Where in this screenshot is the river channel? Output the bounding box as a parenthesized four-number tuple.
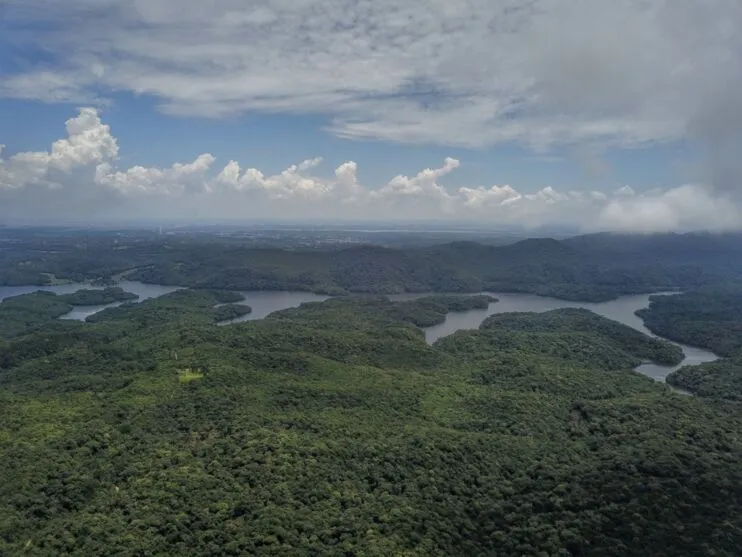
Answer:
(0, 283, 717, 385)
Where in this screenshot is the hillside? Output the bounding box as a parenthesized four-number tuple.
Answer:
(637, 285, 742, 399)
(5, 232, 742, 301)
(637, 286, 742, 357)
(668, 358, 742, 401)
(0, 291, 741, 555)
(479, 308, 683, 365)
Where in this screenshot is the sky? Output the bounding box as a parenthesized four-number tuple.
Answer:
(0, 0, 741, 232)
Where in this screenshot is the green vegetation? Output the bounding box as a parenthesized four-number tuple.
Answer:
(178, 367, 206, 383)
(435, 309, 683, 381)
(87, 290, 250, 327)
(0, 288, 137, 339)
(3, 232, 742, 554)
(62, 287, 139, 306)
(204, 290, 246, 304)
(637, 285, 742, 399)
(422, 294, 496, 312)
(5, 231, 742, 301)
(668, 357, 742, 401)
(0, 289, 741, 555)
(479, 308, 684, 366)
(212, 303, 252, 322)
(0, 292, 76, 338)
(637, 285, 742, 357)
(267, 294, 495, 330)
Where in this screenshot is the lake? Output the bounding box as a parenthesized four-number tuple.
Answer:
(0, 281, 183, 321)
(0, 281, 717, 385)
(60, 281, 184, 320)
(389, 291, 719, 384)
(218, 291, 329, 323)
(0, 281, 328, 323)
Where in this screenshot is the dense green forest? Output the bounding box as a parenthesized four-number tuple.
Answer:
(62, 287, 139, 306)
(637, 285, 742, 399)
(668, 358, 742, 401)
(86, 290, 250, 327)
(0, 287, 139, 339)
(3, 231, 742, 301)
(1, 282, 742, 555)
(637, 285, 742, 357)
(476, 308, 684, 366)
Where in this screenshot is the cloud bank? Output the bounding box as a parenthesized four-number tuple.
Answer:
(1, 109, 740, 232)
(1, 0, 740, 152)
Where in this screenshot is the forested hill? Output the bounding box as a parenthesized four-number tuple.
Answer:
(2, 231, 742, 301)
(1, 291, 742, 555)
(638, 285, 742, 400)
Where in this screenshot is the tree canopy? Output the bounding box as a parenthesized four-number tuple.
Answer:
(0, 289, 741, 555)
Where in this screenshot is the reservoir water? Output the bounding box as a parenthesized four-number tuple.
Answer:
(0, 282, 717, 384)
(60, 281, 183, 320)
(389, 291, 719, 384)
(0, 281, 183, 320)
(218, 291, 329, 324)
(0, 282, 327, 323)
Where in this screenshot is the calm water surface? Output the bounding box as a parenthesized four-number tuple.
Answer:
(0, 281, 717, 386)
(219, 291, 329, 324)
(59, 282, 184, 320)
(0, 282, 327, 323)
(389, 291, 718, 385)
(0, 281, 183, 320)
(0, 281, 181, 303)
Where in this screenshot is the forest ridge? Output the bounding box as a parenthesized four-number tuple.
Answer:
(3, 231, 742, 302)
(1, 230, 742, 554)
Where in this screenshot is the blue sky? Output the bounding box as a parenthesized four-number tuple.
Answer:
(1, 96, 696, 192)
(0, 1, 740, 231)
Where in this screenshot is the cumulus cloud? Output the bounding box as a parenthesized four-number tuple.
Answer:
(1, 0, 740, 156)
(95, 153, 216, 195)
(375, 158, 459, 198)
(1, 108, 740, 232)
(459, 185, 521, 208)
(0, 108, 118, 190)
(212, 157, 332, 199)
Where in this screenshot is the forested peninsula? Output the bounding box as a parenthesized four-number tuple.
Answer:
(1, 230, 742, 555)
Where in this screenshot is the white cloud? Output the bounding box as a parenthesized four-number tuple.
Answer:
(592, 184, 742, 233)
(1, 0, 740, 152)
(374, 157, 459, 198)
(1, 108, 740, 231)
(459, 185, 522, 208)
(213, 157, 331, 199)
(614, 185, 636, 197)
(95, 153, 216, 195)
(0, 108, 118, 190)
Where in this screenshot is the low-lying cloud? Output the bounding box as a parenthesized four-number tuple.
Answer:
(1, 109, 739, 232)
